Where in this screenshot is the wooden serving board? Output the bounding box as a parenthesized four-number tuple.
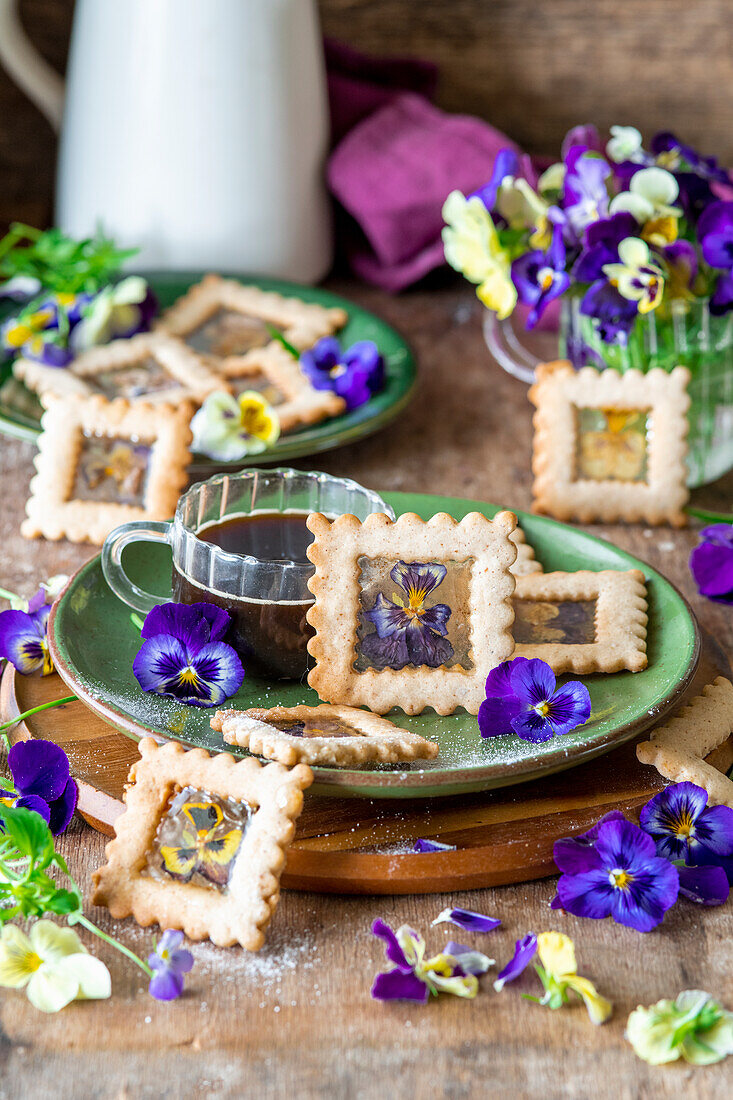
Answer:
(3, 634, 732, 895)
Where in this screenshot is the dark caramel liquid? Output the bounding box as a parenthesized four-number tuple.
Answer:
(171, 511, 314, 681)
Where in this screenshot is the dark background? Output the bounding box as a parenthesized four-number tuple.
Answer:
(1, 0, 733, 227)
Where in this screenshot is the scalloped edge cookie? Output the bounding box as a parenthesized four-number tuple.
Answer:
(92, 738, 313, 949)
(305, 509, 518, 716)
(529, 361, 690, 526)
(212, 703, 439, 767)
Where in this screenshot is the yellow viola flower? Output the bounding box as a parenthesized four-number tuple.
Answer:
(190, 390, 281, 462)
(441, 190, 517, 319)
(0, 921, 111, 1013)
(536, 931, 613, 1026)
(602, 237, 665, 313)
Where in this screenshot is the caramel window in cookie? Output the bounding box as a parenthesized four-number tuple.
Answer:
(92, 359, 184, 401)
(72, 433, 151, 506)
(575, 406, 651, 483)
(354, 557, 475, 673)
(513, 598, 597, 647)
(267, 717, 364, 739)
(227, 370, 286, 406)
(145, 786, 252, 892)
(184, 310, 276, 358)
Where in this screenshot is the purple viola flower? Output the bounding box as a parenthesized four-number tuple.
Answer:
(148, 930, 194, 1001)
(132, 602, 244, 708)
(554, 817, 679, 932)
(478, 657, 591, 744)
(360, 562, 454, 671)
(580, 279, 638, 344)
(493, 932, 538, 991)
(431, 907, 501, 934)
(639, 782, 733, 866)
(572, 213, 639, 282)
(0, 599, 53, 676)
(413, 838, 455, 853)
(4, 739, 78, 835)
(562, 148, 611, 237)
(471, 149, 520, 213)
(698, 201, 733, 270)
(689, 524, 733, 603)
(300, 337, 385, 411)
(552, 811, 628, 873)
(675, 172, 717, 223)
(651, 131, 731, 184)
(561, 124, 603, 160)
(511, 226, 570, 328)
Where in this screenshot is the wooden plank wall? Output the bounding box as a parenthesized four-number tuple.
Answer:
(1, 0, 732, 227)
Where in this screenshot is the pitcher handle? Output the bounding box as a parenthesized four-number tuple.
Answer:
(482, 310, 542, 385)
(102, 521, 172, 616)
(0, 0, 65, 130)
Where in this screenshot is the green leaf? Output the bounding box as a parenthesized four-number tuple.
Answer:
(44, 888, 82, 916)
(0, 804, 53, 863)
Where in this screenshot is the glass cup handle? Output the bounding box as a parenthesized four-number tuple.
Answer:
(101, 520, 172, 615)
(482, 310, 542, 385)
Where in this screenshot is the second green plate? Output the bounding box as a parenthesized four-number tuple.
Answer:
(0, 273, 417, 469)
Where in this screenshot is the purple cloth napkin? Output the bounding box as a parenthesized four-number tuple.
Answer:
(327, 92, 519, 291)
(325, 39, 438, 146)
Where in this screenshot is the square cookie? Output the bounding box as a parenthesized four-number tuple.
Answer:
(92, 738, 313, 949)
(221, 344, 344, 432)
(156, 274, 347, 366)
(21, 394, 193, 545)
(529, 361, 690, 526)
(14, 333, 226, 404)
(212, 704, 440, 767)
(512, 569, 648, 673)
(306, 510, 518, 716)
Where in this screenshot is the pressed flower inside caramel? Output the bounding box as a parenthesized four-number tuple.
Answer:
(145, 786, 252, 892)
(513, 598, 597, 645)
(73, 433, 150, 505)
(575, 406, 650, 483)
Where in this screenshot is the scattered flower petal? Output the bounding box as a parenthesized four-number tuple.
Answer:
(431, 907, 501, 934)
(493, 933, 538, 991)
(413, 838, 456, 853)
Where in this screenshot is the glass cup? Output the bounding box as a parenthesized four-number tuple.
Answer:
(102, 467, 394, 680)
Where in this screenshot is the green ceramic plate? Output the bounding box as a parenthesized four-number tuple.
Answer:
(48, 489, 699, 798)
(0, 273, 416, 468)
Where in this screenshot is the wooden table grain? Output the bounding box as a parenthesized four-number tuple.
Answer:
(1, 280, 732, 1099)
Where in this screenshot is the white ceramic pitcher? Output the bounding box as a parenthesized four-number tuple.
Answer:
(0, 0, 333, 281)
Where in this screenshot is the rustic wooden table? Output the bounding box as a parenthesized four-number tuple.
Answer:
(1, 280, 732, 1099)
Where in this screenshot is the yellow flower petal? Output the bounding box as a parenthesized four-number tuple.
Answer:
(567, 975, 613, 1025)
(476, 269, 518, 320)
(26, 965, 79, 1014)
(56, 954, 111, 1001)
(537, 931, 577, 978)
(0, 926, 37, 988)
(30, 920, 86, 963)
